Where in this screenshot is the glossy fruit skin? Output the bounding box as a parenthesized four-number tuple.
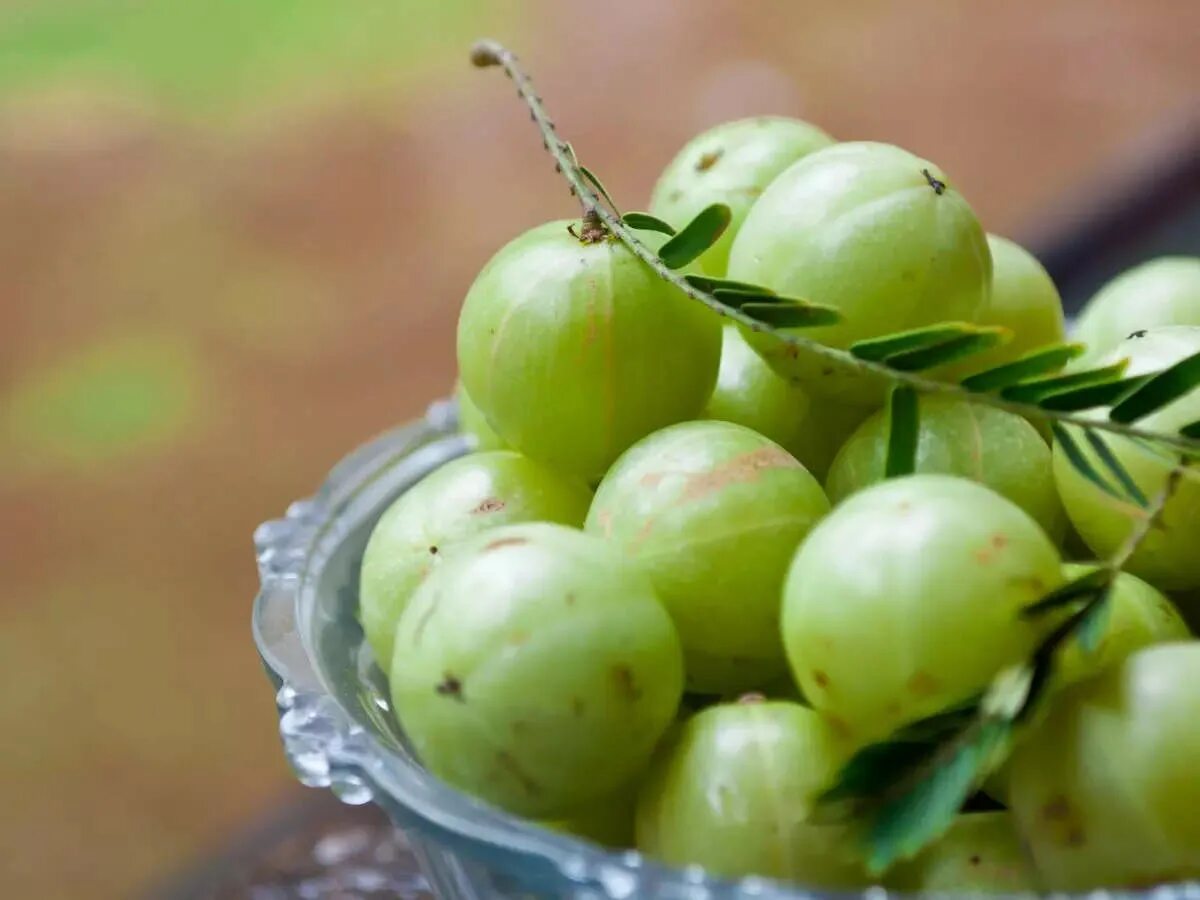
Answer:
(649, 116, 834, 277)
(390, 523, 683, 817)
(884, 812, 1039, 892)
(704, 325, 871, 481)
(1054, 326, 1200, 590)
(727, 141, 991, 405)
(1074, 256, 1200, 367)
(952, 234, 1065, 377)
(587, 421, 831, 693)
(1008, 642, 1200, 890)
(455, 380, 508, 451)
(635, 701, 868, 886)
(783, 475, 1061, 742)
(457, 221, 721, 480)
(359, 452, 591, 673)
(826, 396, 1065, 540)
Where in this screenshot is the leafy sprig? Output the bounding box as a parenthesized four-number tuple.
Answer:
(471, 38, 1200, 869)
(469, 38, 1200, 459)
(811, 467, 1184, 873)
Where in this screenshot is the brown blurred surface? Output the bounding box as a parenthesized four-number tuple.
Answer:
(0, 2, 1197, 897)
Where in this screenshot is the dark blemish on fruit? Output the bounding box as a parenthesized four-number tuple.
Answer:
(737, 692, 766, 704)
(922, 168, 946, 194)
(571, 696, 585, 716)
(565, 592, 577, 606)
(495, 750, 540, 795)
(485, 536, 529, 551)
(825, 714, 853, 739)
(668, 189, 683, 203)
(784, 345, 800, 360)
(612, 665, 643, 701)
(1012, 574, 1046, 594)
(1066, 826, 1086, 847)
(991, 533, 1009, 549)
(907, 670, 939, 697)
(696, 148, 723, 172)
(969, 855, 982, 867)
(820, 367, 835, 376)
(429, 545, 439, 555)
(472, 497, 506, 514)
(1128, 329, 1147, 339)
(812, 670, 830, 688)
(974, 546, 995, 564)
(435, 673, 464, 700)
(1042, 795, 1071, 821)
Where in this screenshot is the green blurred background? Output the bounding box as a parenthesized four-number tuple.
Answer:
(0, 1, 1196, 897)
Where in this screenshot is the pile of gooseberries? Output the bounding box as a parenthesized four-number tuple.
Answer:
(354, 53, 1200, 893)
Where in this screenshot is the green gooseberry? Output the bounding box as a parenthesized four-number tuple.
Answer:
(649, 116, 834, 277)
(457, 220, 721, 481)
(391, 523, 683, 817)
(727, 141, 991, 406)
(587, 420, 830, 693)
(359, 451, 590, 670)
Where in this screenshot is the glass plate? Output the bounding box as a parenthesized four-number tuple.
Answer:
(251, 399, 1197, 899)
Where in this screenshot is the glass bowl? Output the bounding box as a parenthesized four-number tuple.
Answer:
(251, 400, 1194, 900)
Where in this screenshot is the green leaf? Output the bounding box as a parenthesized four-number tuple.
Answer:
(959, 343, 1086, 392)
(657, 203, 732, 270)
(1021, 567, 1113, 618)
(850, 323, 981, 362)
(885, 386, 919, 478)
(1075, 587, 1113, 655)
(621, 211, 675, 236)
(815, 700, 980, 817)
(1181, 420, 1200, 440)
(1110, 350, 1200, 423)
(713, 288, 824, 313)
(1051, 424, 1127, 504)
(1083, 430, 1148, 506)
(579, 165, 620, 215)
(885, 329, 1010, 372)
(1000, 360, 1130, 405)
(741, 301, 841, 328)
(712, 288, 782, 309)
(1032, 375, 1148, 412)
(816, 739, 943, 815)
(864, 718, 1011, 873)
(683, 275, 775, 296)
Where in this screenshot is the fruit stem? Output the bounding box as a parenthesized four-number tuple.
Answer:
(469, 38, 1200, 456)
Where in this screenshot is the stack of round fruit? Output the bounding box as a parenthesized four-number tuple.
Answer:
(359, 116, 1200, 892)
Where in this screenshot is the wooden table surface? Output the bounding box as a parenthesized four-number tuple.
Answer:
(0, 2, 1197, 897)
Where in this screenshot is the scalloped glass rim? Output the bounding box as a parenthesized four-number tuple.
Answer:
(252, 398, 1198, 899)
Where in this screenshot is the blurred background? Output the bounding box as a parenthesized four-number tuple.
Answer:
(0, 1, 1196, 897)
